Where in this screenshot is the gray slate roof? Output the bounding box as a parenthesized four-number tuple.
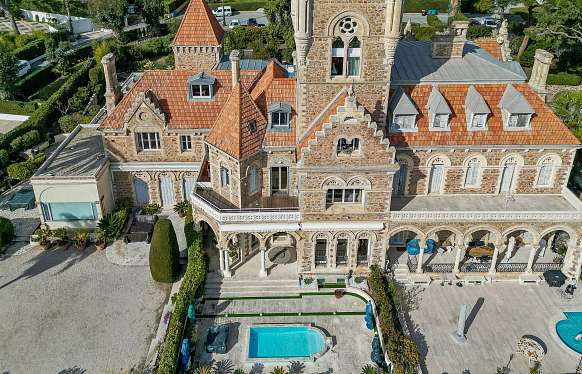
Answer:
(389, 88, 419, 115)
(426, 86, 452, 114)
(392, 40, 527, 84)
(188, 71, 216, 84)
(498, 84, 534, 114)
(465, 85, 491, 114)
(214, 58, 269, 71)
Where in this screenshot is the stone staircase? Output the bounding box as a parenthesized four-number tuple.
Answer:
(393, 263, 410, 284)
(204, 274, 301, 298)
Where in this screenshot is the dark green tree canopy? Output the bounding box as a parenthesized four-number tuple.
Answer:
(88, 0, 128, 34)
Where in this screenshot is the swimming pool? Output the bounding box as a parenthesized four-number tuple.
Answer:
(248, 325, 326, 359)
(556, 311, 582, 354)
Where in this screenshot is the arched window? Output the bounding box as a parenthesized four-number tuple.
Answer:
(464, 158, 481, 187)
(537, 157, 555, 187)
(347, 38, 361, 76)
(249, 167, 259, 193)
(394, 158, 408, 195)
(336, 138, 360, 155)
(331, 38, 344, 77)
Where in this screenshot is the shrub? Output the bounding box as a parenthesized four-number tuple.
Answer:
(184, 203, 196, 246)
(14, 39, 46, 61)
(156, 231, 206, 374)
(551, 90, 582, 129)
(142, 203, 160, 215)
(0, 99, 37, 115)
(6, 153, 46, 180)
(0, 149, 8, 168)
(149, 218, 180, 283)
(467, 25, 493, 40)
(0, 216, 15, 248)
(547, 72, 582, 86)
(14, 65, 60, 98)
(426, 15, 445, 31)
(411, 24, 438, 41)
(58, 112, 90, 133)
(10, 129, 41, 152)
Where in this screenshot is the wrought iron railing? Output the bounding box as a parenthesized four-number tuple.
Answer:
(356, 255, 368, 265)
(532, 262, 564, 273)
(423, 263, 455, 273)
(496, 263, 528, 273)
(460, 262, 490, 272)
(407, 257, 417, 272)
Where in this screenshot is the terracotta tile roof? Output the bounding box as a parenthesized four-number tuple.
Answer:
(172, 0, 224, 46)
(297, 90, 348, 158)
(206, 82, 268, 159)
(388, 83, 581, 147)
(99, 69, 259, 130)
(474, 37, 503, 60)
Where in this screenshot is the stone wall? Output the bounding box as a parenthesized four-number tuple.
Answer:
(208, 146, 242, 207)
(112, 170, 198, 206)
(173, 47, 222, 70)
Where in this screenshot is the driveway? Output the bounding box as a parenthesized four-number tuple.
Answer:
(0, 247, 168, 373)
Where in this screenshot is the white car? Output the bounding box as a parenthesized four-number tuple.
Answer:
(228, 19, 240, 28)
(17, 60, 31, 77)
(212, 6, 232, 17)
(472, 17, 498, 28)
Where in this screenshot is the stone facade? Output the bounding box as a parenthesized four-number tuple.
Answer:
(173, 46, 223, 70)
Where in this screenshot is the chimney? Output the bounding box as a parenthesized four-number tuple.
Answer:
(229, 49, 240, 87)
(432, 21, 469, 59)
(528, 49, 554, 102)
(101, 53, 121, 113)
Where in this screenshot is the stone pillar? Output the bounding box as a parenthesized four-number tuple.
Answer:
(259, 245, 267, 277)
(489, 244, 503, 275)
(293, 0, 312, 65)
(453, 244, 464, 274)
(526, 243, 538, 273)
(416, 237, 426, 273)
(229, 50, 240, 87)
(222, 249, 232, 278)
(101, 53, 121, 113)
(528, 49, 554, 102)
(219, 248, 225, 272)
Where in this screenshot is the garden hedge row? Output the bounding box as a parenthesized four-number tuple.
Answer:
(0, 217, 15, 249)
(368, 266, 420, 374)
(14, 64, 60, 98)
(6, 153, 46, 180)
(0, 59, 94, 153)
(149, 218, 181, 283)
(14, 39, 46, 61)
(547, 72, 582, 86)
(156, 230, 206, 374)
(10, 130, 41, 152)
(0, 100, 37, 115)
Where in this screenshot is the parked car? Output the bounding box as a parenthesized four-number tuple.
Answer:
(17, 60, 31, 77)
(421, 9, 439, 15)
(228, 19, 240, 28)
(472, 17, 498, 28)
(212, 6, 232, 17)
(247, 18, 258, 27)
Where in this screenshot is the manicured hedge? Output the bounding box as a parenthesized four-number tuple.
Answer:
(467, 25, 493, 40)
(368, 265, 420, 374)
(149, 218, 181, 283)
(184, 204, 196, 246)
(0, 217, 15, 249)
(15, 65, 60, 98)
(10, 130, 41, 152)
(156, 231, 206, 374)
(14, 39, 46, 61)
(0, 149, 8, 168)
(547, 72, 582, 86)
(0, 100, 37, 115)
(6, 153, 46, 180)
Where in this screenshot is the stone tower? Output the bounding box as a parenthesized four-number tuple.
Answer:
(292, 0, 404, 140)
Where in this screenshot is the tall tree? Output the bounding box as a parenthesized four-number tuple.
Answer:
(138, 0, 163, 36)
(0, 46, 19, 99)
(88, 0, 128, 35)
(0, 0, 21, 34)
(63, 0, 74, 33)
(516, 0, 543, 58)
(264, 0, 292, 28)
(531, 0, 582, 49)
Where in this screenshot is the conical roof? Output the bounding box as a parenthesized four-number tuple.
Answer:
(172, 0, 224, 46)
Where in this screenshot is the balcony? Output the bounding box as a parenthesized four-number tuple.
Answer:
(191, 185, 300, 224)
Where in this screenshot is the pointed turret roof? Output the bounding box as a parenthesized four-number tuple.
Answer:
(206, 83, 267, 159)
(172, 0, 224, 46)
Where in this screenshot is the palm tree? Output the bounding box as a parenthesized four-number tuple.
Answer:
(361, 364, 378, 374)
(195, 366, 214, 374)
(270, 367, 288, 374)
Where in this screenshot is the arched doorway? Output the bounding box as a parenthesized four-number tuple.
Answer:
(423, 229, 459, 273)
(497, 229, 536, 273)
(533, 229, 571, 272)
(461, 229, 498, 273)
(264, 232, 298, 278)
(387, 229, 421, 270)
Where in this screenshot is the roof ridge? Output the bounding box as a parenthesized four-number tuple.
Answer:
(467, 42, 524, 79)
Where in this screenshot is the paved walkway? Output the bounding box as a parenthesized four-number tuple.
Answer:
(0, 17, 50, 33)
(0, 246, 168, 373)
(407, 283, 582, 373)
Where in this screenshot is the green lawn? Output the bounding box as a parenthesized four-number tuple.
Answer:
(403, 0, 450, 13)
(20, 0, 89, 17)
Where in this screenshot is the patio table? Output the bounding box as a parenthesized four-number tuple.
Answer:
(467, 246, 494, 258)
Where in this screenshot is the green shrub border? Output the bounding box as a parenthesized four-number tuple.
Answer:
(0, 216, 15, 249)
(0, 100, 37, 115)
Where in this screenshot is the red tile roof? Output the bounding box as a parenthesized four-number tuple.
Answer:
(206, 82, 268, 159)
(172, 0, 224, 46)
(474, 37, 503, 60)
(387, 83, 580, 147)
(99, 69, 260, 130)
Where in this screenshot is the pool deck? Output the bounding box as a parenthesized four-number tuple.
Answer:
(193, 293, 375, 373)
(407, 282, 582, 373)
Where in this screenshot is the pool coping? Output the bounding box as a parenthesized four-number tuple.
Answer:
(245, 323, 333, 363)
(549, 310, 582, 358)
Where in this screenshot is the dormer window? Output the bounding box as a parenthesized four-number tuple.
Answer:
(336, 138, 360, 155)
(268, 102, 292, 130)
(426, 86, 451, 131)
(498, 84, 534, 131)
(389, 88, 419, 133)
(188, 72, 216, 101)
(465, 86, 490, 131)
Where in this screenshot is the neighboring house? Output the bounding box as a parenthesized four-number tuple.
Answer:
(31, 124, 113, 229)
(39, 0, 582, 282)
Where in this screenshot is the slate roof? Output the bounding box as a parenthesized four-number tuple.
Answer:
(387, 83, 580, 147)
(465, 85, 491, 114)
(392, 40, 526, 84)
(498, 84, 534, 114)
(172, 0, 224, 46)
(426, 86, 452, 114)
(389, 88, 419, 115)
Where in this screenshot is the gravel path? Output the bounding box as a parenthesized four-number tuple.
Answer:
(0, 246, 169, 374)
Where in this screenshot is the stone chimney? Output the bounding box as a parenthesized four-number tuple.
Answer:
(101, 53, 121, 113)
(528, 49, 554, 102)
(230, 49, 241, 87)
(432, 21, 469, 59)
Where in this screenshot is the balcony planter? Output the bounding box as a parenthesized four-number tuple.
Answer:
(300, 277, 318, 290)
(135, 203, 160, 224)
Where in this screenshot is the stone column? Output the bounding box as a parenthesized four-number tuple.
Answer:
(222, 250, 232, 278)
(526, 242, 539, 273)
(101, 53, 121, 113)
(259, 244, 267, 277)
(416, 237, 426, 274)
(489, 244, 503, 275)
(453, 244, 464, 274)
(218, 248, 225, 272)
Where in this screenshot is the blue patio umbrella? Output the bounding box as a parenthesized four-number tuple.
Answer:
(365, 302, 374, 330)
(180, 338, 189, 366)
(424, 239, 437, 254)
(406, 239, 438, 255)
(188, 304, 195, 321)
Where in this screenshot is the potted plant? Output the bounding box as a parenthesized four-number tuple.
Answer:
(174, 200, 190, 218)
(34, 227, 52, 250)
(98, 213, 123, 242)
(136, 203, 160, 223)
(53, 228, 68, 248)
(334, 288, 345, 299)
(361, 364, 378, 374)
(300, 276, 318, 290)
(73, 229, 88, 250)
(93, 229, 107, 251)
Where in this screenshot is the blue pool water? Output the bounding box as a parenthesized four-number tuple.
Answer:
(556, 312, 582, 354)
(248, 325, 325, 359)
